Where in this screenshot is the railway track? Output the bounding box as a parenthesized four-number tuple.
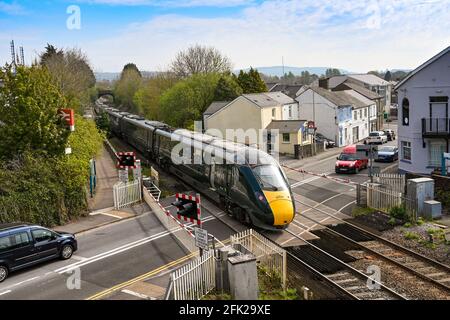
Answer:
(294, 198, 450, 297)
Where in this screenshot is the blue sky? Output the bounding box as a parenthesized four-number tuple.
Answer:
(1, 0, 449, 72)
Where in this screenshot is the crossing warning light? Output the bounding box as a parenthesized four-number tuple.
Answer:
(116, 152, 136, 169)
(172, 193, 201, 225)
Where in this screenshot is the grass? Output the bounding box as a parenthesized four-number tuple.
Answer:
(202, 291, 231, 300)
(257, 267, 299, 300)
(404, 231, 420, 240)
(352, 206, 376, 217)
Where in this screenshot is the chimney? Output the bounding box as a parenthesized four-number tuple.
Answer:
(318, 78, 329, 89)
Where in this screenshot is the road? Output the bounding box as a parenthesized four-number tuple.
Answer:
(0, 199, 236, 300)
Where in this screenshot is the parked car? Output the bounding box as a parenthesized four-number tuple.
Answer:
(366, 131, 388, 144)
(376, 145, 399, 162)
(315, 133, 336, 148)
(335, 145, 368, 174)
(383, 129, 396, 141)
(0, 223, 77, 282)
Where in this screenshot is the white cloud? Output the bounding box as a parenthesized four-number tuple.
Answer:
(79, 0, 254, 7)
(0, 1, 25, 15)
(82, 0, 450, 72)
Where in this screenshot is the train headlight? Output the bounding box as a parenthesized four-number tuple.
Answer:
(255, 192, 268, 205)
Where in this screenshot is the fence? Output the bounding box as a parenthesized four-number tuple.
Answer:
(142, 186, 197, 253)
(294, 142, 326, 159)
(364, 183, 418, 221)
(372, 173, 406, 194)
(230, 229, 287, 289)
(113, 178, 142, 209)
(170, 250, 216, 300)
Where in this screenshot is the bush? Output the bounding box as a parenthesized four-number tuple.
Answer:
(389, 205, 407, 221)
(404, 231, 419, 240)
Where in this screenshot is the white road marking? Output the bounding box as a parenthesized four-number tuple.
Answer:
(98, 212, 124, 219)
(0, 290, 12, 296)
(338, 200, 357, 213)
(89, 207, 116, 215)
(121, 289, 155, 300)
(71, 255, 87, 262)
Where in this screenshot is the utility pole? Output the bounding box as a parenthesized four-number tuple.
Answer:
(20, 46, 25, 66)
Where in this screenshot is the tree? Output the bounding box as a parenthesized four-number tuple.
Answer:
(159, 73, 221, 128)
(0, 65, 70, 160)
(384, 70, 392, 81)
(40, 46, 96, 114)
(368, 70, 385, 79)
(133, 72, 178, 119)
(114, 63, 143, 113)
(213, 74, 243, 101)
(170, 45, 232, 78)
(325, 68, 341, 78)
(237, 67, 267, 93)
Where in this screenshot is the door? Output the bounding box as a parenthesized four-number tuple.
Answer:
(430, 97, 449, 132)
(31, 229, 59, 260)
(9, 231, 38, 268)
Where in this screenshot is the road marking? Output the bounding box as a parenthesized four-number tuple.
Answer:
(121, 289, 155, 300)
(338, 200, 356, 213)
(0, 290, 11, 296)
(56, 214, 219, 274)
(89, 207, 116, 215)
(71, 255, 87, 262)
(98, 212, 124, 219)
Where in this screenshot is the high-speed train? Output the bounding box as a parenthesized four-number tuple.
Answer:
(94, 100, 295, 231)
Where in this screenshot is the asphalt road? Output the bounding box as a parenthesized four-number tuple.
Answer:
(0, 198, 236, 300)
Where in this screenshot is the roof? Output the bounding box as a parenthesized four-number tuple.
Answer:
(395, 46, 450, 90)
(265, 82, 279, 91)
(333, 82, 381, 100)
(203, 101, 230, 116)
(264, 91, 296, 105)
(266, 120, 307, 133)
(269, 84, 303, 98)
(347, 74, 390, 86)
(242, 93, 279, 108)
(308, 86, 370, 109)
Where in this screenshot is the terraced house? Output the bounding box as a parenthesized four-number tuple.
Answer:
(395, 46, 450, 174)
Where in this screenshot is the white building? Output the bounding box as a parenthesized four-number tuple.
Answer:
(296, 87, 372, 147)
(395, 46, 450, 174)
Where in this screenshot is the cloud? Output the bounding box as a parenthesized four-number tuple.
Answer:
(82, 0, 450, 72)
(0, 1, 25, 15)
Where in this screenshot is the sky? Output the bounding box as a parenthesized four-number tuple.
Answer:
(0, 0, 449, 73)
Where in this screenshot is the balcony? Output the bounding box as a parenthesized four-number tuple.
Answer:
(422, 118, 450, 137)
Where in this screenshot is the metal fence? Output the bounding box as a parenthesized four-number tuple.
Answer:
(171, 250, 216, 300)
(294, 142, 326, 159)
(372, 173, 406, 194)
(230, 229, 287, 289)
(365, 183, 418, 221)
(113, 178, 142, 209)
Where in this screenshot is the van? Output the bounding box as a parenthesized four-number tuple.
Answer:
(335, 145, 368, 174)
(0, 223, 77, 282)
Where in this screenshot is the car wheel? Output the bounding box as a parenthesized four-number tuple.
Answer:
(0, 265, 8, 283)
(60, 244, 74, 260)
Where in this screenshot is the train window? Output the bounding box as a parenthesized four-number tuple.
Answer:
(252, 165, 287, 191)
(213, 165, 227, 187)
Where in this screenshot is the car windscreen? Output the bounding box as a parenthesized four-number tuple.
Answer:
(379, 146, 396, 152)
(252, 165, 288, 191)
(369, 132, 379, 136)
(338, 154, 358, 161)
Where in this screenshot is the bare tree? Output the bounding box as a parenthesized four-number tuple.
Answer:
(170, 45, 232, 78)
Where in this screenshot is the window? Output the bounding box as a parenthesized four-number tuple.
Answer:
(32, 229, 53, 242)
(354, 111, 357, 120)
(0, 236, 12, 252)
(288, 106, 292, 118)
(272, 108, 276, 118)
(429, 141, 446, 167)
(402, 98, 409, 126)
(12, 232, 31, 247)
(364, 108, 368, 118)
(359, 110, 362, 119)
(401, 141, 411, 161)
(282, 133, 290, 143)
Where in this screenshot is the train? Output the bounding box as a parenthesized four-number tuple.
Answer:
(94, 99, 295, 231)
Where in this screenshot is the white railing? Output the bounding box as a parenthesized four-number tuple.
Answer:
(113, 178, 142, 209)
(231, 229, 287, 289)
(142, 187, 197, 253)
(373, 173, 406, 194)
(171, 250, 216, 300)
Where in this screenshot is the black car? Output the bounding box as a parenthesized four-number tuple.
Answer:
(315, 133, 336, 148)
(0, 223, 77, 282)
(375, 146, 399, 162)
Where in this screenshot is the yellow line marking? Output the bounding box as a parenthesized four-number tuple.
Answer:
(86, 252, 197, 300)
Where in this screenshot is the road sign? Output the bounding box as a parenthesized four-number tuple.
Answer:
(194, 227, 209, 251)
(172, 193, 202, 225)
(116, 152, 136, 169)
(58, 108, 75, 131)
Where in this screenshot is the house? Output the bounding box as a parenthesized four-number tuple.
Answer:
(268, 84, 304, 99)
(203, 92, 308, 155)
(266, 120, 313, 155)
(331, 82, 381, 131)
(395, 46, 450, 174)
(296, 86, 372, 147)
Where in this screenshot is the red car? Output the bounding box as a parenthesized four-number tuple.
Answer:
(335, 145, 368, 174)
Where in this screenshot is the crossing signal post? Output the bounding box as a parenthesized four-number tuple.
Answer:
(116, 152, 136, 169)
